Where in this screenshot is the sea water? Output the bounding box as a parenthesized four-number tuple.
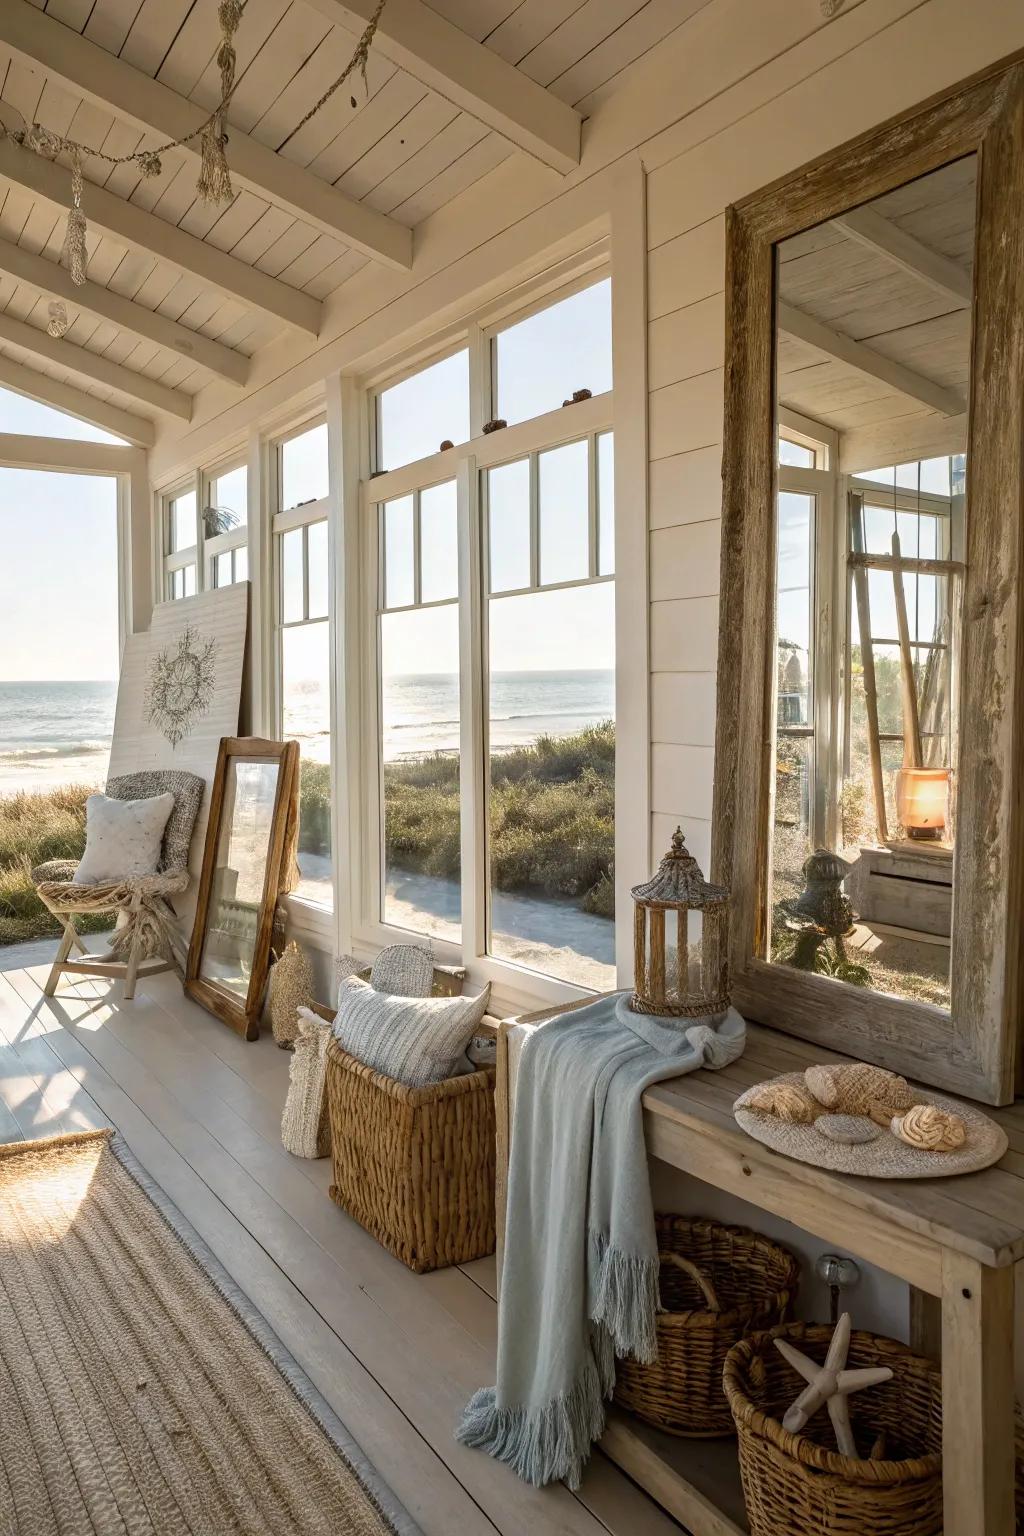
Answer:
(0, 671, 615, 794)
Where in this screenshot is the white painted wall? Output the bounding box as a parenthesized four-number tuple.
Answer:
(147, 0, 1024, 1356)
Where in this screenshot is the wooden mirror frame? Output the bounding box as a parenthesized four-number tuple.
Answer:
(186, 736, 300, 1041)
(713, 56, 1024, 1105)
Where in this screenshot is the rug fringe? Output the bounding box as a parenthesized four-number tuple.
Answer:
(0, 1127, 113, 1161)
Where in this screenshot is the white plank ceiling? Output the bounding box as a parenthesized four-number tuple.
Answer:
(0, 0, 687, 434)
(777, 156, 976, 441)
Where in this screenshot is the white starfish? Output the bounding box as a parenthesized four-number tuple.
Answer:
(774, 1312, 893, 1458)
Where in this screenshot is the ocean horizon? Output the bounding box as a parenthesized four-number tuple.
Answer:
(0, 670, 615, 794)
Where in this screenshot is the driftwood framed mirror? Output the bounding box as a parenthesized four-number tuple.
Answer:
(714, 56, 1024, 1104)
(186, 736, 299, 1040)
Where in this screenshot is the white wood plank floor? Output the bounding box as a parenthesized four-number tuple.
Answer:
(0, 947, 681, 1536)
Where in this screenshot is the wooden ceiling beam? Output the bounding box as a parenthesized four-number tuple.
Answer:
(0, 0, 412, 271)
(0, 310, 192, 421)
(0, 352, 155, 446)
(778, 301, 965, 417)
(308, 0, 582, 173)
(0, 237, 249, 387)
(831, 207, 972, 310)
(0, 138, 322, 337)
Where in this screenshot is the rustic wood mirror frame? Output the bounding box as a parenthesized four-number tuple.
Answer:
(186, 736, 299, 1041)
(713, 56, 1024, 1105)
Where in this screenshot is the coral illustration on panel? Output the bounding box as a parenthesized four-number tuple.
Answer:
(146, 626, 217, 748)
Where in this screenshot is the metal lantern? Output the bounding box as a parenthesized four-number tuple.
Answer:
(629, 828, 730, 1018)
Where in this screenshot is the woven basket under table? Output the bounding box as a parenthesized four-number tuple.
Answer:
(724, 1323, 944, 1536)
(613, 1215, 800, 1437)
(325, 1037, 496, 1274)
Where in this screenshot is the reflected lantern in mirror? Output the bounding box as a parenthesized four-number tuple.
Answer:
(896, 767, 950, 840)
(629, 828, 730, 1019)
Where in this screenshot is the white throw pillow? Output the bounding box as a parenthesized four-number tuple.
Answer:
(75, 792, 175, 886)
(328, 974, 491, 1087)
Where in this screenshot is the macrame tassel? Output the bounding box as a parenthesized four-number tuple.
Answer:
(197, 0, 242, 206)
(61, 151, 88, 286)
(197, 117, 233, 204)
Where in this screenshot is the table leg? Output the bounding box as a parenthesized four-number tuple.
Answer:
(941, 1250, 1015, 1536)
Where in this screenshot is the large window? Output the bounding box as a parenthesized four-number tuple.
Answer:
(164, 485, 198, 599)
(163, 459, 250, 600)
(485, 433, 615, 989)
(365, 271, 615, 990)
(274, 421, 332, 908)
(377, 483, 461, 942)
(205, 461, 248, 588)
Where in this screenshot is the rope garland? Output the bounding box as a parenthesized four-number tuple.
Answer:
(0, 0, 387, 297)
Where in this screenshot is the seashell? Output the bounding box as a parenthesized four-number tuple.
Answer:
(746, 1080, 818, 1124)
(891, 1103, 967, 1152)
(814, 1113, 881, 1145)
(804, 1062, 915, 1126)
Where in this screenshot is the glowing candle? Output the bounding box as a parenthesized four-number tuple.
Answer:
(896, 767, 950, 840)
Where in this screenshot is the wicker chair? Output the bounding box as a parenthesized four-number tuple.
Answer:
(33, 770, 204, 1001)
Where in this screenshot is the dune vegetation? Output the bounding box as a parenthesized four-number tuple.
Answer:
(0, 722, 616, 947)
(0, 783, 111, 946)
(378, 720, 615, 918)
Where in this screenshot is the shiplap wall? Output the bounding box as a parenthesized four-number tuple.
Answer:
(146, 0, 1024, 1355)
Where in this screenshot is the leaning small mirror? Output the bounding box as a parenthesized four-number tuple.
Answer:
(186, 737, 299, 1039)
(770, 156, 972, 1014)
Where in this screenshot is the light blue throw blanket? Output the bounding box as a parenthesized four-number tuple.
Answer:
(457, 991, 745, 1489)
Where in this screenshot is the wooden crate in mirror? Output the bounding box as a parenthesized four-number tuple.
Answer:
(714, 56, 1024, 1104)
(186, 737, 300, 1040)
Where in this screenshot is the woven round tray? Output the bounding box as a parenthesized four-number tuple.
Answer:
(734, 1073, 1007, 1178)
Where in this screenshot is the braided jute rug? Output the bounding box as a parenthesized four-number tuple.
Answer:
(0, 1129, 419, 1536)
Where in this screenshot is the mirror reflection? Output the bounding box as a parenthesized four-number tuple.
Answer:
(770, 156, 974, 1009)
(199, 757, 280, 998)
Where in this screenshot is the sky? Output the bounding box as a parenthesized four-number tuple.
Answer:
(0, 389, 121, 682)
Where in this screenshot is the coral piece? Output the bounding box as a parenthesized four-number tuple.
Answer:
(891, 1103, 967, 1152)
(814, 1113, 880, 1145)
(775, 1312, 893, 1458)
(747, 1080, 819, 1124)
(804, 1062, 915, 1126)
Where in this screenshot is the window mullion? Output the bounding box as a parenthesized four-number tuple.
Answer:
(468, 320, 489, 439)
(529, 452, 540, 590)
(587, 432, 599, 579)
(413, 490, 422, 607)
(457, 454, 485, 966)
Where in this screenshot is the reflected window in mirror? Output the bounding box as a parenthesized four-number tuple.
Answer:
(770, 156, 974, 1011)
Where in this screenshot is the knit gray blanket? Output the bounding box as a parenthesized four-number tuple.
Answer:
(457, 991, 745, 1489)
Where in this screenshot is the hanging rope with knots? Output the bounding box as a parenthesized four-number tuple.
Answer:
(0, 0, 388, 290)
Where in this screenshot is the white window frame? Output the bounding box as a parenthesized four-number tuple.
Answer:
(358, 265, 620, 1011)
(162, 475, 201, 600)
(271, 413, 335, 921)
(203, 454, 249, 591)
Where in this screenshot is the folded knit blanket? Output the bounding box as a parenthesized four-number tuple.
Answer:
(457, 992, 745, 1488)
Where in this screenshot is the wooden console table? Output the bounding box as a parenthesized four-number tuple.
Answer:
(495, 1016, 1024, 1536)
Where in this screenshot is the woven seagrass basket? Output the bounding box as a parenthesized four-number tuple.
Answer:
(724, 1323, 944, 1536)
(613, 1215, 800, 1437)
(325, 1037, 496, 1274)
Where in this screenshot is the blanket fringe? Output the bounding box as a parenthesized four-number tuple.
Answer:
(590, 1231, 660, 1364)
(456, 1353, 609, 1491)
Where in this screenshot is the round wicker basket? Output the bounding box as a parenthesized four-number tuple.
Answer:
(613, 1215, 800, 1437)
(724, 1323, 943, 1536)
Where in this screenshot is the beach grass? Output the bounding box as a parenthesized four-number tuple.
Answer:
(0, 784, 113, 946)
(378, 720, 615, 917)
(0, 722, 616, 947)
